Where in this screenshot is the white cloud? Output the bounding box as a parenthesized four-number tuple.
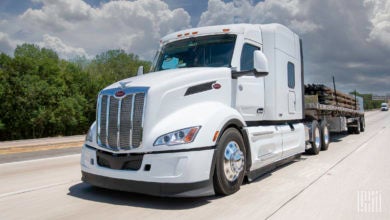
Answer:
(0, 32, 16, 54)
(39, 34, 88, 58)
(17, 0, 191, 59)
(365, 0, 390, 49)
(198, 0, 321, 34)
(198, 0, 253, 26)
(21, 0, 94, 31)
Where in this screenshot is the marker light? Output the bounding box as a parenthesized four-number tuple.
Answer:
(223, 28, 230, 32)
(213, 131, 220, 142)
(154, 126, 201, 146)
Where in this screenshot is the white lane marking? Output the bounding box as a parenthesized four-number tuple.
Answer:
(0, 180, 81, 199)
(356, 143, 369, 153)
(0, 154, 80, 166)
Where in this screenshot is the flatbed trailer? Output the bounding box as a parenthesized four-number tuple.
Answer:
(303, 88, 365, 155)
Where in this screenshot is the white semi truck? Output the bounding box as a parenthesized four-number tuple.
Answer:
(81, 23, 365, 197)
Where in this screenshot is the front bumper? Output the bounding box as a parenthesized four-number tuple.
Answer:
(82, 171, 213, 197)
(80, 145, 216, 197)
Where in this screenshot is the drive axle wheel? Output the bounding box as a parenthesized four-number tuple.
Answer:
(308, 120, 321, 155)
(320, 120, 330, 151)
(213, 128, 246, 196)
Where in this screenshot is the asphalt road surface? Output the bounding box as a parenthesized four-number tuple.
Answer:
(0, 111, 389, 220)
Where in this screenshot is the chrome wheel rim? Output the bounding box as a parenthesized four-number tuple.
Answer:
(223, 141, 244, 182)
(315, 127, 320, 148)
(324, 126, 329, 145)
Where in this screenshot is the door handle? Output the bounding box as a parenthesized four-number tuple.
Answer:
(257, 108, 264, 114)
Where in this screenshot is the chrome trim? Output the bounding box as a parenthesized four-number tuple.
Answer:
(96, 87, 149, 151)
(252, 131, 274, 136)
(105, 95, 110, 148)
(117, 97, 122, 147)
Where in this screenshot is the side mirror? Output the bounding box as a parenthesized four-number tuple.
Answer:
(253, 50, 269, 77)
(137, 66, 144, 76)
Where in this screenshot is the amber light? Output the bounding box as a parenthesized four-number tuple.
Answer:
(213, 131, 220, 142)
(222, 28, 230, 32)
(184, 127, 198, 143)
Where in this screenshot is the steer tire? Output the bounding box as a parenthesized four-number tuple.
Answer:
(213, 128, 246, 196)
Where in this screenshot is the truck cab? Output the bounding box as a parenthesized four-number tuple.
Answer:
(81, 24, 306, 197)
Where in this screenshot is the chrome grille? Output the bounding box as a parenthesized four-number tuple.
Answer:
(97, 87, 148, 151)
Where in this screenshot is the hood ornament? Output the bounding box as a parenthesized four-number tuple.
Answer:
(119, 80, 131, 89)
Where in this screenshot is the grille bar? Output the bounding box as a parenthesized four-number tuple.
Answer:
(97, 87, 148, 151)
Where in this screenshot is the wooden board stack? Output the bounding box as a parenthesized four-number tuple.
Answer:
(304, 84, 360, 110)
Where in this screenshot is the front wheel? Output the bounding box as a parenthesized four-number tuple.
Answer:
(213, 128, 246, 196)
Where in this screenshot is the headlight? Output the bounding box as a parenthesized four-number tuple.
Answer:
(154, 126, 201, 146)
(85, 127, 93, 142)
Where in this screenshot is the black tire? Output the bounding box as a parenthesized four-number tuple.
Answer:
(213, 128, 246, 196)
(355, 120, 361, 134)
(360, 117, 365, 132)
(320, 120, 330, 151)
(307, 120, 321, 155)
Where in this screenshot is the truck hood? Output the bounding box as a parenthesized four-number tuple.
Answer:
(103, 67, 231, 90)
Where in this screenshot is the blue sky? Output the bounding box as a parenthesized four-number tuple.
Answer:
(0, 0, 389, 95)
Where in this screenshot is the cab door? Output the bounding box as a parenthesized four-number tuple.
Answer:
(235, 43, 265, 121)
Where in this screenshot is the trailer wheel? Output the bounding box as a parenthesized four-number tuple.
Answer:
(213, 128, 246, 196)
(360, 117, 365, 132)
(355, 120, 361, 134)
(320, 121, 330, 151)
(307, 120, 321, 155)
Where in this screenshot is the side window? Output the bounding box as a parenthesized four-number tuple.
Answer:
(240, 44, 260, 71)
(288, 62, 295, 89)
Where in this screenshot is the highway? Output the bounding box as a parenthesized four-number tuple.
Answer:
(0, 110, 389, 220)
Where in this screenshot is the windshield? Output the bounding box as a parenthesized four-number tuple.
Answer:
(382, 103, 388, 107)
(152, 34, 236, 71)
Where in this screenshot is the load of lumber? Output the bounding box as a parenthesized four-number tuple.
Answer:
(304, 84, 361, 110)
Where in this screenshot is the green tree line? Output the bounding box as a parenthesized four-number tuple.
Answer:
(350, 91, 384, 110)
(0, 44, 150, 141)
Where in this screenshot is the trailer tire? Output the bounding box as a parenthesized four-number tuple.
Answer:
(355, 120, 361, 134)
(360, 117, 365, 132)
(213, 128, 246, 196)
(320, 121, 330, 151)
(307, 120, 321, 155)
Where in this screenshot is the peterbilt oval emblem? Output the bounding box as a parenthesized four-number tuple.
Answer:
(212, 83, 221, 89)
(115, 90, 125, 97)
